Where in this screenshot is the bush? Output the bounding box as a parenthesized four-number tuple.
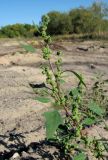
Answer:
(46, 11, 71, 35)
(69, 8, 99, 34)
(0, 23, 39, 38)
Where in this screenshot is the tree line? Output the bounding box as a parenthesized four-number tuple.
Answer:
(0, 2, 108, 38)
(46, 2, 108, 35)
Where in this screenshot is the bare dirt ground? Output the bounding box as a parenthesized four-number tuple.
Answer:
(0, 39, 108, 159)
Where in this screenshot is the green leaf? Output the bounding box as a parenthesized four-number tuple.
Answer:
(44, 110, 63, 139)
(82, 117, 96, 126)
(74, 152, 86, 160)
(71, 88, 79, 96)
(88, 100, 105, 116)
(63, 70, 86, 87)
(35, 97, 51, 103)
(59, 79, 66, 84)
(21, 44, 36, 53)
(71, 71, 86, 87)
(103, 143, 108, 152)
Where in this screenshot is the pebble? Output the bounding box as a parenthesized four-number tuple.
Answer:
(11, 152, 20, 160)
(22, 151, 29, 158)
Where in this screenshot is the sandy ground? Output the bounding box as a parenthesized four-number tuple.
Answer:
(0, 39, 108, 159)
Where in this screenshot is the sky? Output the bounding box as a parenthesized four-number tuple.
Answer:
(0, 0, 107, 27)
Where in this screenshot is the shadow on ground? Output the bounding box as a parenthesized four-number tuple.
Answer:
(0, 131, 66, 160)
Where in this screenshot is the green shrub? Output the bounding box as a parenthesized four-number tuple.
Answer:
(45, 11, 71, 35)
(0, 23, 39, 38)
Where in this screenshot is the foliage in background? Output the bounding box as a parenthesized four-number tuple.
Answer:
(45, 2, 108, 36)
(0, 1, 108, 39)
(46, 11, 71, 35)
(0, 23, 39, 38)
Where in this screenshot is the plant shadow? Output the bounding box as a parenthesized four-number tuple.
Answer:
(0, 131, 66, 160)
(0, 131, 108, 160)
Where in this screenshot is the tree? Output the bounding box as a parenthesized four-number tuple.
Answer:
(89, 1, 108, 19)
(69, 8, 98, 34)
(0, 23, 38, 38)
(89, 2, 108, 35)
(46, 11, 61, 35)
(57, 13, 71, 34)
(44, 11, 71, 35)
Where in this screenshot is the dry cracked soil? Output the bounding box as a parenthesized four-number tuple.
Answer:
(0, 39, 108, 160)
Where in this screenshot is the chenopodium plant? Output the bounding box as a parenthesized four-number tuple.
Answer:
(36, 15, 107, 159)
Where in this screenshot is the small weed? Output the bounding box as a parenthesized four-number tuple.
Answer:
(27, 15, 108, 159)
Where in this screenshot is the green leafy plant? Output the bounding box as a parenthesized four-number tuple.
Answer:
(34, 15, 108, 159)
(21, 44, 36, 53)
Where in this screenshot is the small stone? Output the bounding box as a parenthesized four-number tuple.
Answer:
(10, 61, 16, 65)
(77, 46, 88, 51)
(22, 69, 26, 72)
(90, 64, 96, 69)
(28, 146, 34, 153)
(11, 152, 20, 160)
(22, 151, 29, 158)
